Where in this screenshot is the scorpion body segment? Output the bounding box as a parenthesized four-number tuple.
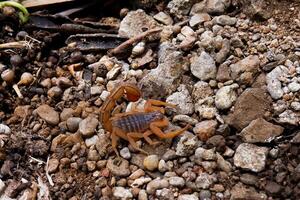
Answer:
(111, 111, 164, 133)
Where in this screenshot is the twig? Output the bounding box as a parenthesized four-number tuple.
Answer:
(109, 28, 162, 56)
(29, 156, 46, 165)
(46, 156, 54, 186)
(0, 41, 28, 49)
(12, 84, 23, 99)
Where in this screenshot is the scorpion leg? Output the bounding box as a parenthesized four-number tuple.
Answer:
(145, 99, 176, 113)
(127, 132, 149, 155)
(150, 118, 189, 139)
(143, 130, 161, 146)
(111, 130, 120, 157)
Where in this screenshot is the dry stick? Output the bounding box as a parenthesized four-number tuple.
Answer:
(0, 41, 28, 49)
(109, 28, 162, 56)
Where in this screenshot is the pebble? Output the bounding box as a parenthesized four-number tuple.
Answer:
(278, 110, 299, 125)
(190, 51, 216, 81)
(212, 15, 237, 26)
(240, 173, 258, 186)
(47, 158, 59, 173)
(78, 116, 99, 137)
(291, 102, 300, 111)
(216, 153, 232, 173)
(132, 42, 146, 57)
(90, 86, 103, 95)
(138, 189, 147, 200)
(86, 161, 96, 171)
(233, 143, 269, 172)
(120, 147, 131, 159)
(288, 81, 300, 92)
(265, 181, 282, 195)
(106, 66, 121, 80)
(230, 55, 260, 82)
(199, 190, 211, 200)
(266, 65, 288, 99)
(154, 12, 173, 25)
(0, 124, 11, 134)
(195, 172, 216, 189)
(162, 149, 177, 161)
(169, 176, 185, 187)
(175, 132, 199, 156)
(146, 178, 169, 194)
(239, 118, 284, 143)
(66, 117, 82, 132)
(106, 157, 130, 177)
(113, 187, 133, 199)
(119, 9, 159, 38)
(167, 0, 195, 16)
(173, 115, 198, 125)
(143, 155, 159, 171)
(193, 120, 217, 141)
(131, 177, 152, 188)
(158, 160, 169, 172)
(35, 105, 60, 125)
(166, 84, 194, 115)
(215, 84, 238, 110)
(100, 90, 110, 101)
(230, 183, 267, 200)
(84, 135, 99, 148)
(178, 194, 199, 200)
(192, 81, 214, 102)
(60, 108, 74, 121)
(129, 169, 145, 180)
(189, 13, 211, 27)
(194, 147, 216, 162)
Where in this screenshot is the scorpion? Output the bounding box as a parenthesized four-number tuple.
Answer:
(100, 83, 189, 156)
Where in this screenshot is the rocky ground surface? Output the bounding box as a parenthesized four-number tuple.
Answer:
(0, 0, 299, 199)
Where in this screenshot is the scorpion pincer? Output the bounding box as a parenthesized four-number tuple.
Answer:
(100, 83, 189, 156)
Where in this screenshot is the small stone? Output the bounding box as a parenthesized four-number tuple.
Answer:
(291, 102, 300, 111)
(175, 132, 199, 156)
(193, 120, 217, 141)
(169, 176, 185, 187)
(120, 147, 131, 159)
(178, 194, 199, 200)
(85, 135, 99, 147)
(106, 66, 121, 80)
(266, 65, 288, 99)
(240, 173, 258, 186)
(154, 12, 173, 25)
(215, 84, 238, 110)
(0, 179, 5, 194)
(36, 105, 59, 125)
(189, 13, 211, 27)
(195, 147, 216, 163)
(79, 116, 99, 137)
(192, 81, 214, 102)
(88, 149, 99, 161)
(240, 118, 284, 143)
(230, 55, 260, 82)
(167, 0, 196, 16)
(146, 178, 169, 194)
(191, 0, 230, 15)
(233, 143, 269, 172)
(195, 172, 216, 189)
(143, 155, 159, 171)
(291, 132, 300, 144)
(60, 108, 74, 121)
(162, 149, 177, 161)
(230, 183, 267, 200)
(278, 110, 299, 125)
(166, 85, 194, 115)
(47, 158, 59, 173)
(158, 160, 169, 172)
(100, 90, 110, 101)
(216, 63, 231, 82)
(265, 181, 282, 195)
(47, 86, 62, 98)
(0, 124, 11, 134)
(173, 115, 198, 125)
(199, 190, 211, 200)
(119, 9, 159, 38)
(106, 157, 130, 177)
(190, 51, 216, 81)
(66, 117, 82, 132)
(216, 153, 232, 173)
(86, 161, 96, 171)
(288, 81, 300, 92)
(90, 86, 103, 95)
(113, 187, 133, 199)
(212, 15, 237, 26)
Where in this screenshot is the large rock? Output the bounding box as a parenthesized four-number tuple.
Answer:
(119, 9, 159, 38)
(106, 157, 130, 177)
(233, 143, 268, 172)
(240, 118, 284, 143)
(139, 43, 185, 98)
(78, 116, 99, 137)
(190, 51, 216, 81)
(168, 0, 198, 16)
(226, 88, 272, 131)
(35, 105, 59, 125)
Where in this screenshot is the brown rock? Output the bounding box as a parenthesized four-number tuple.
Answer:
(230, 183, 267, 200)
(216, 63, 231, 82)
(226, 88, 272, 131)
(36, 104, 60, 125)
(240, 118, 284, 143)
(106, 157, 130, 177)
(193, 120, 218, 141)
(47, 158, 59, 173)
